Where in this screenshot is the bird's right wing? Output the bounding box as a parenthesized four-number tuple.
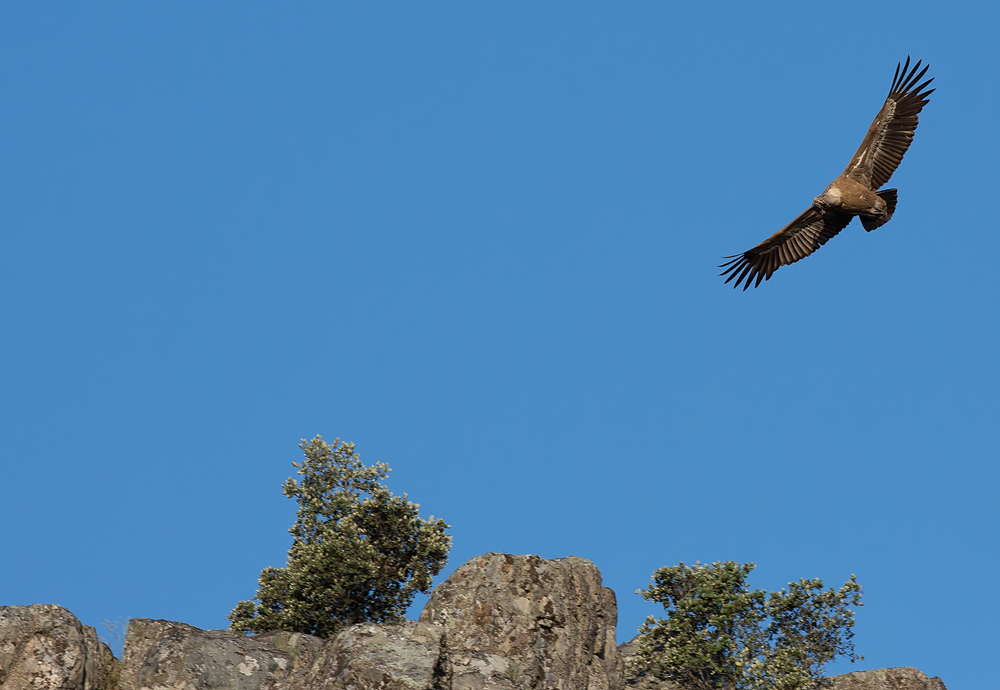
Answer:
(720, 206, 854, 290)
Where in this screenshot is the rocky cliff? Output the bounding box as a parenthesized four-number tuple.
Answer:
(0, 553, 947, 690)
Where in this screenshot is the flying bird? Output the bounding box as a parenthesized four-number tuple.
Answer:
(720, 57, 934, 290)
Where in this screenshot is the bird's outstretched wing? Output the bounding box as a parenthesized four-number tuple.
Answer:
(843, 57, 934, 190)
(719, 206, 854, 290)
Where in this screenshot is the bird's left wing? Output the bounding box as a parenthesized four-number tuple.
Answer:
(843, 57, 934, 190)
(720, 206, 854, 290)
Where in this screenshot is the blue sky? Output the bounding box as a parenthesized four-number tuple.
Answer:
(1, 3, 995, 687)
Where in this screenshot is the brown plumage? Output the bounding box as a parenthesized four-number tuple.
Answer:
(720, 57, 934, 290)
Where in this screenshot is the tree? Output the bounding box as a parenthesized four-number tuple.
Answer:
(632, 561, 863, 690)
(229, 435, 451, 638)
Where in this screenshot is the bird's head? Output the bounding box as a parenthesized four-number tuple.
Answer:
(813, 189, 842, 209)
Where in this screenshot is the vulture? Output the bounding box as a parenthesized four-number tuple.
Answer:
(720, 57, 934, 290)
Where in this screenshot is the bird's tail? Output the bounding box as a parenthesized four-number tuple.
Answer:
(862, 189, 898, 232)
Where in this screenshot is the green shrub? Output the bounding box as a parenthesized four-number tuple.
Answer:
(633, 561, 863, 690)
(229, 435, 451, 638)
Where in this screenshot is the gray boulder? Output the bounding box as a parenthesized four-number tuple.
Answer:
(820, 667, 948, 690)
(420, 553, 622, 690)
(0, 604, 119, 690)
(119, 619, 321, 690)
(294, 621, 446, 690)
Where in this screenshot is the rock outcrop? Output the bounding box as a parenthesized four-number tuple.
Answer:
(420, 553, 622, 690)
(119, 619, 321, 690)
(819, 667, 948, 690)
(0, 604, 119, 690)
(1, 554, 949, 690)
(112, 553, 622, 690)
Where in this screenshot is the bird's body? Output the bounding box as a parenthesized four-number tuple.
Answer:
(818, 176, 883, 215)
(721, 58, 933, 290)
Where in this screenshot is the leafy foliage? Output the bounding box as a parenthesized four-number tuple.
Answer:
(229, 436, 451, 638)
(633, 561, 863, 690)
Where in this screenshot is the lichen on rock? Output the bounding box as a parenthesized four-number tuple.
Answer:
(118, 618, 321, 690)
(420, 553, 623, 690)
(0, 604, 119, 690)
